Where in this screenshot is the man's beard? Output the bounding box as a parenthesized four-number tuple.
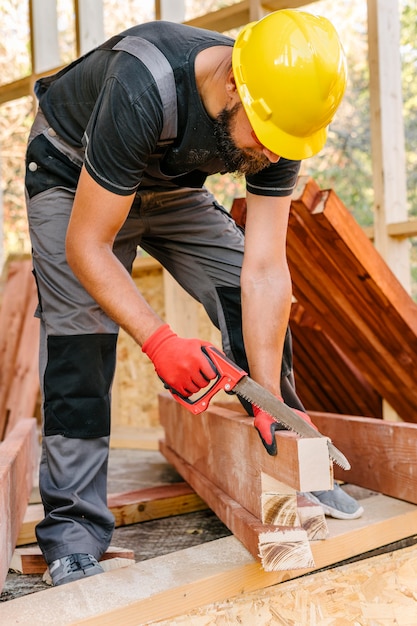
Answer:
(213, 103, 271, 176)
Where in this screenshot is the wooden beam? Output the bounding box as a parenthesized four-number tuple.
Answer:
(161, 441, 314, 571)
(10, 546, 135, 575)
(287, 177, 417, 423)
(146, 542, 417, 623)
(1, 494, 417, 625)
(4, 282, 40, 438)
(159, 393, 333, 522)
(309, 412, 417, 505)
(0, 418, 38, 591)
(367, 0, 409, 289)
(290, 301, 382, 418)
(0, 260, 37, 440)
(17, 482, 207, 546)
(184, 0, 320, 32)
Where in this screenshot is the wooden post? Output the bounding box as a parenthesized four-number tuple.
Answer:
(367, 0, 410, 292)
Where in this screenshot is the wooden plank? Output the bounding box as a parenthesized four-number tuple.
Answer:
(0, 261, 34, 440)
(4, 280, 40, 438)
(184, 0, 319, 32)
(17, 483, 208, 546)
(290, 301, 383, 417)
(1, 494, 416, 625)
(158, 394, 333, 522)
(0, 418, 38, 591)
(108, 482, 207, 526)
(151, 542, 417, 624)
(309, 412, 417, 504)
(10, 545, 135, 575)
(160, 440, 315, 572)
(287, 177, 417, 422)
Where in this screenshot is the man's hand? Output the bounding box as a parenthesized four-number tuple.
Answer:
(142, 324, 217, 397)
(253, 401, 318, 456)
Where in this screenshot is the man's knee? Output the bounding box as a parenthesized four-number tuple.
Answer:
(43, 334, 117, 438)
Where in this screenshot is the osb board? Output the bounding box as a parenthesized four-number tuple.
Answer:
(111, 256, 222, 429)
(152, 543, 417, 625)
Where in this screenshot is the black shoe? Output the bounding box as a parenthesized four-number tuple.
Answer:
(49, 553, 104, 586)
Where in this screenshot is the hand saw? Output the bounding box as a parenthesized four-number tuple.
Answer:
(163, 345, 350, 471)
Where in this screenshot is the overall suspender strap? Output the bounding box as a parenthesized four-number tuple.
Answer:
(100, 35, 178, 142)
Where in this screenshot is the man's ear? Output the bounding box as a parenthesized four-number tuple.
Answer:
(226, 69, 240, 101)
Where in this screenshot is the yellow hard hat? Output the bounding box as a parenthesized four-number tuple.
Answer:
(232, 10, 347, 160)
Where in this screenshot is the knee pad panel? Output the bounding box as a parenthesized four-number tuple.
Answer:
(44, 334, 117, 438)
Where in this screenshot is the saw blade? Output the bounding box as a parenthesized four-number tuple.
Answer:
(234, 376, 351, 470)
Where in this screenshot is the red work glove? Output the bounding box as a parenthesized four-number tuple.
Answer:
(142, 324, 217, 397)
(253, 399, 318, 456)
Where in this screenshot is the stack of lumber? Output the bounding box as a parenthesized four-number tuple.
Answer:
(231, 176, 417, 422)
(0, 258, 40, 591)
(159, 394, 331, 572)
(288, 176, 417, 422)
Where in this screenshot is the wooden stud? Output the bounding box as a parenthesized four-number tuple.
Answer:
(0, 418, 38, 590)
(310, 411, 417, 504)
(17, 482, 207, 546)
(159, 393, 333, 524)
(10, 545, 135, 575)
(160, 440, 314, 571)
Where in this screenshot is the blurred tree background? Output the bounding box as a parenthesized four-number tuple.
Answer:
(0, 0, 416, 295)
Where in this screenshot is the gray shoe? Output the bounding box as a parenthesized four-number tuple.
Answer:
(302, 482, 364, 520)
(49, 553, 104, 586)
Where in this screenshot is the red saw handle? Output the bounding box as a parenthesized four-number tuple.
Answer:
(162, 346, 247, 414)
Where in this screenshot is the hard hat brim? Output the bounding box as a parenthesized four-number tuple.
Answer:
(249, 115, 329, 161)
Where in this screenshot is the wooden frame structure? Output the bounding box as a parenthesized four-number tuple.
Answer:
(0, 0, 416, 284)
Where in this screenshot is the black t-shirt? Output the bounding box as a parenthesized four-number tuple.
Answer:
(36, 21, 300, 197)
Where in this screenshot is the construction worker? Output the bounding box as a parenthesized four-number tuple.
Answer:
(25, 9, 363, 587)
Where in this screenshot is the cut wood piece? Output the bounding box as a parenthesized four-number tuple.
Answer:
(309, 412, 417, 504)
(258, 528, 314, 571)
(261, 492, 298, 527)
(288, 176, 417, 422)
(0, 418, 38, 591)
(160, 440, 314, 571)
(10, 545, 135, 575)
(260, 474, 299, 526)
(159, 394, 333, 522)
(17, 482, 208, 546)
(1, 494, 417, 626)
(296, 493, 329, 540)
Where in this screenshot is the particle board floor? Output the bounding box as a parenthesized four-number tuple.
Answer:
(151, 542, 417, 625)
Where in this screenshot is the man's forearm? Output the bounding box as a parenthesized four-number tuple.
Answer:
(241, 271, 292, 395)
